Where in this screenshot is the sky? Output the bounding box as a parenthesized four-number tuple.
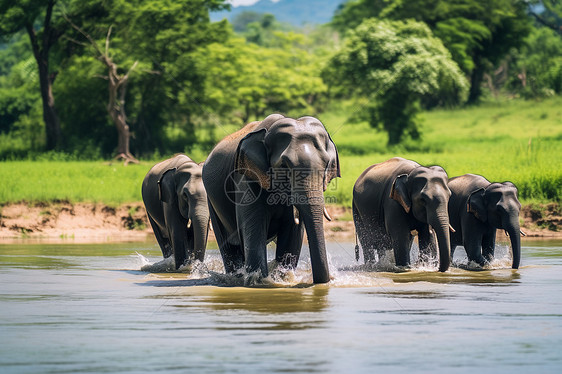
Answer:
(228, 0, 281, 7)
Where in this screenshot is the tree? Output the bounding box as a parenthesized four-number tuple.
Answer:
(196, 29, 327, 125)
(331, 0, 531, 103)
(231, 11, 264, 33)
(510, 26, 562, 96)
(0, 0, 106, 150)
(0, 34, 43, 157)
(1, 0, 230, 158)
(324, 19, 468, 145)
(66, 19, 139, 163)
(0, 0, 62, 150)
(106, 0, 231, 155)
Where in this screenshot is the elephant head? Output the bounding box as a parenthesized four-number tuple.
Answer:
(467, 182, 522, 269)
(390, 166, 452, 272)
(160, 162, 210, 263)
(234, 115, 340, 283)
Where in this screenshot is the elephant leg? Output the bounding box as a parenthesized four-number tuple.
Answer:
(163, 202, 189, 269)
(418, 224, 437, 264)
(353, 205, 386, 264)
(482, 227, 496, 262)
(148, 215, 172, 259)
(208, 204, 244, 273)
(388, 223, 413, 268)
(463, 233, 486, 266)
(275, 218, 304, 269)
(392, 234, 414, 267)
(237, 201, 268, 278)
(234, 177, 268, 278)
(186, 225, 195, 260)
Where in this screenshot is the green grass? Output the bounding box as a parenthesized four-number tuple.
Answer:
(323, 96, 562, 207)
(0, 97, 561, 207)
(0, 161, 152, 204)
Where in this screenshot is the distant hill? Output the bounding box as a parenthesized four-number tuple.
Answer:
(211, 0, 345, 26)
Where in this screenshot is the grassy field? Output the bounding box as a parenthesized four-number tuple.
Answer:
(323, 96, 562, 207)
(0, 97, 560, 207)
(0, 161, 152, 205)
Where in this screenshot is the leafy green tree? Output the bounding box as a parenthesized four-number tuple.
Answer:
(324, 19, 468, 145)
(0, 0, 106, 150)
(231, 11, 264, 33)
(236, 13, 296, 47)
(64, 19, 140, 163)
(50, 0, 230, 157)
(0, 34, 43, 157)
(105, 0, 230, 155)
(197, 32, 327, 124)
(510, 26, 562, 97)
(332, 0, 531, 103)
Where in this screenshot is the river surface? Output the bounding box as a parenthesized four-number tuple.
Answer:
(0, 239, 561, 373)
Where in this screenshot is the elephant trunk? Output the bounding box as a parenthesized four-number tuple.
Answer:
(294, 191, 330, 284)
(189, 203, 210, 263)
(428, 207, 451, 272)
(505, 218, 521, 269)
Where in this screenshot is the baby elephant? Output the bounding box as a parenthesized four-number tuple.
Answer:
(353, 157, 452, 272)
(142, 155, 210, 269)
(448, 174, 523, 269)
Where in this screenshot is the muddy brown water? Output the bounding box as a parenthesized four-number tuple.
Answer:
(1, 239, 561, 373)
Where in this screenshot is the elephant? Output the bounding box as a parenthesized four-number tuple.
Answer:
(141, 154, 210, 270)
(353, 157, 452, 272)
(448, 174, 523, 269)
(202, 114, 340, 284)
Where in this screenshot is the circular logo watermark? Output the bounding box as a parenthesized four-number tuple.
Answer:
(224, 168, 263, 206)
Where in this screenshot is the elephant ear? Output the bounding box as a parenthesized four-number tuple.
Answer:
(235, 128, 271, 190)
(158, 169, 177, 203)
(323, 135, 341, 190)
(467, 187, 487, 222)
(327, 132, 342, 179)
(390, 174, 411, 213)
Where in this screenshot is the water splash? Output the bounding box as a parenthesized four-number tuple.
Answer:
(451, 244, 514, 270)
(133, 242, 519, 288)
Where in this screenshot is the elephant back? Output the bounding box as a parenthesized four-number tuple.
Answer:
(353, 157, 420, 222)
(142, 154, 197, 203)
(448, 174, 490, 213)
(150, 155, 194, 180)
(354, 157, 419, 195)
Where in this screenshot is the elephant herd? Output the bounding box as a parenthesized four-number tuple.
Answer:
(141, 114, 524, 284)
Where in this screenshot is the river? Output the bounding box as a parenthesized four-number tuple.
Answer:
(0, 239, 561, 373)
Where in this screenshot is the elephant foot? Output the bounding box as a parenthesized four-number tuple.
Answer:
(243, 270, 268, 287)
(394, 265, 411, 273)
(464, 257, 490, 271)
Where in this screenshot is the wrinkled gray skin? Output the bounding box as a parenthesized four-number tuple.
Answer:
(448, 174, 522, 269)
(353, 157, 452, 272)
(202, 114, 340, 284)
(142, 155, 210, 269)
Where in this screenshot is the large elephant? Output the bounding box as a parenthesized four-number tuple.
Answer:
(353, 157, 452, 272)
(448, 174, 523, 269)
(202, 114, 340, 284)
(142, 154, 210, 270)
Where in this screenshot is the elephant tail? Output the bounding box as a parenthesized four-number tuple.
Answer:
(355, 230, 360, 262)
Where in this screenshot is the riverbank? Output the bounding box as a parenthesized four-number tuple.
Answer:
(0, 201, 560, 243)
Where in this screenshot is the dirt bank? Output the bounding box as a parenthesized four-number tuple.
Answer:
(0, 201, 560, 243)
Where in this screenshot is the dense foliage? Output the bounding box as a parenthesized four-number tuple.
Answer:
(324, 19, 468, 145)
(332, 0, 531, 103)
(0, 0, 561, 161)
